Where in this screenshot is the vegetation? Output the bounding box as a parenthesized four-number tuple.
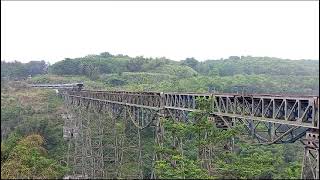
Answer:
(1, 81, 68, 179)
(155, 98, 303, 179)
(1, 60, 48, 79)
(3, 52, 316, 94)
(155, 97, 239, 179)
(1, 52, 317, 179)
(1, 134, 68, 179)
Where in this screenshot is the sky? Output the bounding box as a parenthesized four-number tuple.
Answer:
(1, 1, 319, 63)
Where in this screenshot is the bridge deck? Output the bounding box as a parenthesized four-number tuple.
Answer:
(62, 90, 319, 130)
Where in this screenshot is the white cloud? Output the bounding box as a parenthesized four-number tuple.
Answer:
(1, 1, 319, 63)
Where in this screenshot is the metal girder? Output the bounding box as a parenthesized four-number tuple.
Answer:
(58, 89, 319, 179)
(301, 131, 319, 179)
(62, 90, 319, 129)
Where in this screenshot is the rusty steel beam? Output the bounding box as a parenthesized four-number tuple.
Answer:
(61, 90, 319, 146)
(56, 87, 319, 179)
(61, 90, 319, 130)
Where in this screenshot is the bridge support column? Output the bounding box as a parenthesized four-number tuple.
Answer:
(103, 109, 118, 179)
(301, 130, 319, 179)
(230, 117, 236, 152)
(72, 107, 86, 178)
(249, 119, 255, 139)
(152, 115, 165, 179)
(90, 110, 105, 178)
(83, 111, 94, 178)
(118, 106, 144, 179)
(268, 122, 275, 141)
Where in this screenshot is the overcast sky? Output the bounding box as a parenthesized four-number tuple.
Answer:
(1, 1, 319, 63)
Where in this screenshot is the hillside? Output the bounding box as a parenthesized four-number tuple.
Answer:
(1, 80, 305, 179)
(20, 52, 319, 94)
(1, 81, 68, 178)
(1, 52, 318, 179)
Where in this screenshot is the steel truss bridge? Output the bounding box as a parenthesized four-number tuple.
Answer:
(32, 84, 319, 179)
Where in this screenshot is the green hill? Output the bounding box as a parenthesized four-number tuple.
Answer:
(1, 52, 319, 94)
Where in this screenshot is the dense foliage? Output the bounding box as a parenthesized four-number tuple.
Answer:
(155, 97, 239, 179)
(1, 60, 48, 79)
(155, 98, 303, 179)
(1, 52, 316, 179)
(1, 81, 69, 178)
(2, 52, 318, 94)
(1, 134, 68, 179)
(46, 52, 319, 95)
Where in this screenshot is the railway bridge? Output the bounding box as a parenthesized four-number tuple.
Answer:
(32, 83, 319, 179)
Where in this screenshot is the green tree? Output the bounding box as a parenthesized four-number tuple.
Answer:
(1, 134, 69, 179)
(155, 97, 240, 179)
(181, 57, 199, 70)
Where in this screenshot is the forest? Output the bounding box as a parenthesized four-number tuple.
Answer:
(1, 52, 319, 179)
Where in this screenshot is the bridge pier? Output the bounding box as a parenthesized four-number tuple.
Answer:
(117, 106, 144, 179)
(301, 130, 319, 179)
(71, 107, 86, 178)
(152, 109, 167, 179)
(268, 122, 275, 141)
(56, 89, 319, 179)
(88, 108, 105, 179)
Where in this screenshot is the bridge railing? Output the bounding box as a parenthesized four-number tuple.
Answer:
(67, 90, 162, 108)
(212, 94, 319, 129)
